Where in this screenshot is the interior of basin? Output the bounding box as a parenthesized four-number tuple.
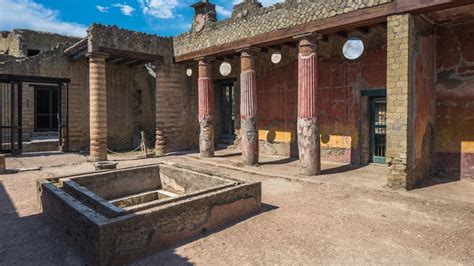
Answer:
(58, 163, 239, 216)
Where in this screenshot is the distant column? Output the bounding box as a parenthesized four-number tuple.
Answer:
(296, 34, 321, 175)
(239, 47, 259, 166)
(87, 52, 109, 162)
(198, 58, 215, 158)
(155, 63, 166, 156)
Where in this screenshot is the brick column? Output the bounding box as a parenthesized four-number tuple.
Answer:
(87, 53, 109, 161)
(155, 62, 165, 156)
(296, 34, 321, 176)
(386, 14, 415, 189)
(198, 58, 215, 158)
(239, 48, 259, 165)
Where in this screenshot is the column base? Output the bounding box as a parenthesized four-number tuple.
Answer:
(297, 117, 321, 176)
(241, 117, 258, 166)
(199, 116, 215, 158)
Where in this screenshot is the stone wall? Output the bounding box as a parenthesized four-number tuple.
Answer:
(386, 14, 438, 189)
(0, 44, 157, 152)
(435, 21, 474, 179)
(386, 14, 413, 189)
(87, 24, 174, 63)
(0, 29, 80, 57)
(156, 63, 199, 153)
(173, 0, 392, 57)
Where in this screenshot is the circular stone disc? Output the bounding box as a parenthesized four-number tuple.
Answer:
(219, 62, 232, 77)
(271, 52, 282, 64)
(343, 38, 365, 60)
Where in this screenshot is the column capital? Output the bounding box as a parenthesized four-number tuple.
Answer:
(85, 52, 110, 59)
(195, 56, 215, 64)
(236, 46, 261, 56)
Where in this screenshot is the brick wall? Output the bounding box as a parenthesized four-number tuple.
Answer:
(387, 14, 440, 189)
(386, 14, 414, 189)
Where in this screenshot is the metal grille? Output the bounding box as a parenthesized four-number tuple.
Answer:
(371, 97, 387, 163)
(35, 87, 59, 132)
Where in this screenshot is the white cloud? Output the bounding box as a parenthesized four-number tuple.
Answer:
(0, 0, 87, 37)
(96, 5, 109, 13)
(138, 0, 179, 19)
(216, 5, 232, 17)
(112, 3, 135, 16)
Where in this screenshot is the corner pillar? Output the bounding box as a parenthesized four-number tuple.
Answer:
(239, 47, 259, 166)
(295, 34, 321, 176)
(87, 52, 109, 161)
(197, 58, 215, 158)
(386, 14, 416, 189)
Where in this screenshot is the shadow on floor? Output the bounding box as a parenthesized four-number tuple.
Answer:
(134, 202, 278, 265)
(259, 157, 299, 166)
(6, 151, 67, 158)
(411, 175, 461, 190)
(321, 164, 365, 175)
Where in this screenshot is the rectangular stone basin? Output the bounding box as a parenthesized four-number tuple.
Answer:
(38, 163, 261, 265)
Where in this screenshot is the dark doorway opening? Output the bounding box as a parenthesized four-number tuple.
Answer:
(217, 80, 235, 145)
(370, 97, 387, 164)
(34, 86, 59, 132)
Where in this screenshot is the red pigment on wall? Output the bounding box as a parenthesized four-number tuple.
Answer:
(256, 46, 387, 163)
(435, 22, 474, 178)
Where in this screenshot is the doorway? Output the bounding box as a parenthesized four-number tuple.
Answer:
(217, 81, 235, 144)
(370, 97, 387, 164)
(34, 86, 59, 132)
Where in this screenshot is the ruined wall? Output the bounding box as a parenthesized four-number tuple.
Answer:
(435, 21, 474, 179)
(0, 46, 88, 151)
(0, 29, 80, 57)
(174, 0, 392, 57)
(0, 45, 157, 152)
(107, 64, 156, 151)
(156, 63, 199, 153)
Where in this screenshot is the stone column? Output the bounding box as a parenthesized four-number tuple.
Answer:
(296, 34, 321, 175)
(155, 63, 166, 156)
(87, 53, 109, 161)
(239, 47, 259, 165)
(198, 58, 215, 158)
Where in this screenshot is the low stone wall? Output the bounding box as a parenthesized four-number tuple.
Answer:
(38, 163, 261, 265)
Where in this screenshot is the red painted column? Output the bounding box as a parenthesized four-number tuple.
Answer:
(296, 34, 321, 175)
(240, 48, 259, 165)
(198, 58, 215, 158)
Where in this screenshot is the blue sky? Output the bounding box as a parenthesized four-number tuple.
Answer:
(0, 0, 283, 37)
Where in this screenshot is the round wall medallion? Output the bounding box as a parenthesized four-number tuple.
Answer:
(342, 38, 365, 60)
(271, 52, 282, 64)
(219, 62, 232, 77)
(186, 68, 193, 77)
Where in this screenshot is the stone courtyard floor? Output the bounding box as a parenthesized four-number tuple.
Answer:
(0, 149, 473, 265)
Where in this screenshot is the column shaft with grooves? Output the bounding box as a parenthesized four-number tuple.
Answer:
(88, 55, 108, 161)
(297, 37, 321, 175)
(198, 59, 214, 158)
(240, 49, 258, 166)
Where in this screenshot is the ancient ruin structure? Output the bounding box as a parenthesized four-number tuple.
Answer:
(1, 0, 474, 190)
